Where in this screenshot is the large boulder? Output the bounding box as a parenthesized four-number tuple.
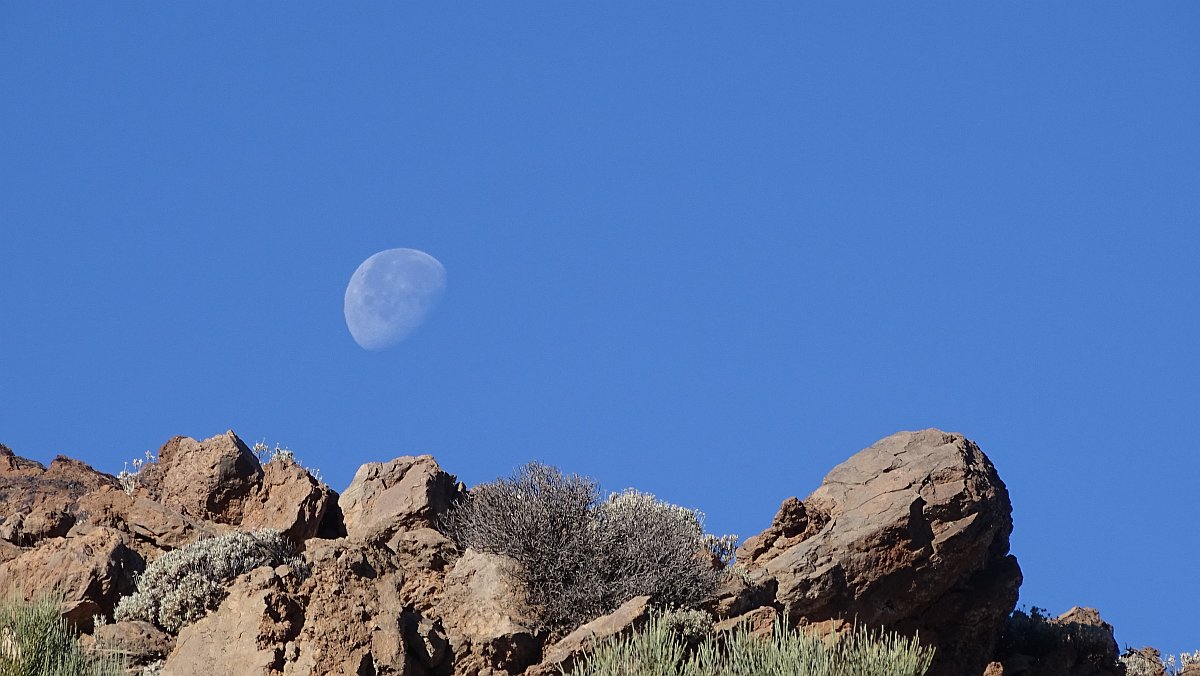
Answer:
(241, 454, 336, 545)
(438, 548, 542, 675)
(738, 429, 1021, 676)
(339, 455, 461, 544)
(0, 527, 141, 631)
(140, 431, 263, 525)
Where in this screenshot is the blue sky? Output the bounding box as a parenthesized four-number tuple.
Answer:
(2, 3, 1197, 657)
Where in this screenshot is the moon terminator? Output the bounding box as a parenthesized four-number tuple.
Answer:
(344, 248, 446, 350)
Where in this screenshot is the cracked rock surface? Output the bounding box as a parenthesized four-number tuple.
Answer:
(737, 429, 1022, 676)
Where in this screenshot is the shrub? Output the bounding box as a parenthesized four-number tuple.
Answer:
(567, 611, 935, 676)
(114, 529, 301, 633)
(595, 489, 726, 612)
(441, 462, 735, 631)
(0, 592, 127, 676)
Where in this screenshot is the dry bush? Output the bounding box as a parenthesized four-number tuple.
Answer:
(441, 462, 731, 631)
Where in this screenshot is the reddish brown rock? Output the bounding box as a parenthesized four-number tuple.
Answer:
(241, 454, 335, 545)
(162, 566, 304, 675)
(0, 539, 22, 564)
(140, 431, 263, 525)
(736, 496, 828, 568)
(0, 445, 116, 546)
(284, 539, 419, 674)
(738, 429, 1021, 676)
(713, 605, 779, 639)
(388, 527, 460, 613)
(88, 620, 174, 667)
(438, 548, 542, 675)
(528, 595, 651, 676)
(339, 455, 461, 543)
(0, 527, 140, 631)
(75, 484, 220, 554)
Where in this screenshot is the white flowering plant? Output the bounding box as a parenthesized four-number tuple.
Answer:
(251, 440, 327, 488)
(114, 528, 303, 633)
(116, 449, 157, 496)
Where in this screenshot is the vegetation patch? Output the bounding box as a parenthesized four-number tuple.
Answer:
(567, 611, 935, 676)
(0, 593, 127, 676)
(441, 461, 735, 631)
(114, 528, 302, 633)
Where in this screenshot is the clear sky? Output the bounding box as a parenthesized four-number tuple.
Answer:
(2, 2, 1197, 658)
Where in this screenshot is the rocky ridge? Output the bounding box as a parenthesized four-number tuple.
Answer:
(0, 430, 1143, 675)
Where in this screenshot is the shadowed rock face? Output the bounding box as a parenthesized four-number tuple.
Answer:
(737, 429, 1022, 676)
(988, 606, 1124, 676)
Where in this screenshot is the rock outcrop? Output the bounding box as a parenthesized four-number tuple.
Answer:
(287, 539, 417, 674)
(0, 427, 1161, 675)
(0, 526, 142, 631)
(164, 565, 305, 675)
(527, 595, 651, 676)
(241, 454, 336, 544)
(736, 429, 1022, 676)
(86, 620, 173, 668)
(0, 445, 117, 547)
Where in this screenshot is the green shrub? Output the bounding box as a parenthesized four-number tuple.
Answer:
(0, 593, 127, 676)
(441, 462, 734, 631)
(568, 612, 935, 676)
(114, 528, 301, 633)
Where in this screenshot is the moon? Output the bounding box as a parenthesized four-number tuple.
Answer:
(344, 248, 446, 350)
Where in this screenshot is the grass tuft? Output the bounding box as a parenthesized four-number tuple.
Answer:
(0, 593, 127, 676)
(568, 611, 934, 676)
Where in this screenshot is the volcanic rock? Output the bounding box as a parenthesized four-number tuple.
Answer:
(339, 455, 461, 544)
(241, 453, 336, 544)
(438, 548, 542, 675)
(0, 446, 116, 547)
(713, 605, 779, 639)
(75, 484, 220, 554)
(285, 538, 418, 674)
(163, 566, 304, 675)
(139, 431, 263, 525)
(0, 527, 141, 631)
(528, 595, 651, 676)
(737, 429, 1022, 676)
(87, 620, 173, 667)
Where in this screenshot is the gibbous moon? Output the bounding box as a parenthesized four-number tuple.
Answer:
(344, 248, 446, 350)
